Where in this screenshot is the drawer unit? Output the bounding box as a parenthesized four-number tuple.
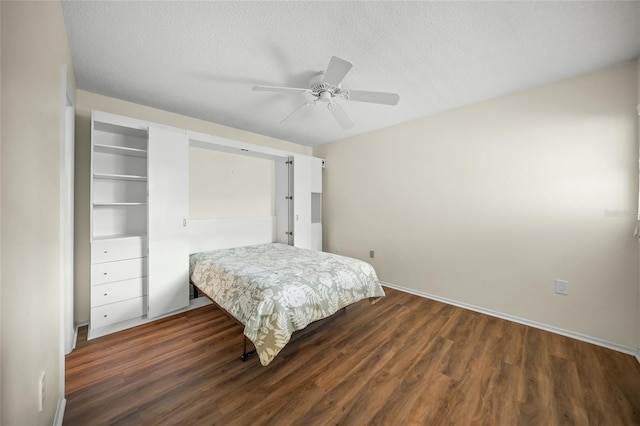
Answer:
(91, 277, 147, 308)
(91, 296, 147, 329)
(92, 237, 147, 264)
(91, 257, 147, 285)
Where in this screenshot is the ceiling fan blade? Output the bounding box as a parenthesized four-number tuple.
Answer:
(327, 102, 354, 130)
(323, 56, 353, 87)
(281, 101, 316, 124)
(344, 90, 399, 105)
(253, 85, 312, 95)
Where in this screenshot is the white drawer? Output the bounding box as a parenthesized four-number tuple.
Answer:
(91, 257, 147, 285)
(91, 296, 146, 329)
(92, 237, 147, 264)
(91, 277, 147, 307)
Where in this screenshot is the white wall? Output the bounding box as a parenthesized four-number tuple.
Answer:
(1, 1, 75, 424)
(74, 90, 311, 322)
(314, 61, 640, 350)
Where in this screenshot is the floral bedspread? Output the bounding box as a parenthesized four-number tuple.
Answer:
(189, 243, 385, 366)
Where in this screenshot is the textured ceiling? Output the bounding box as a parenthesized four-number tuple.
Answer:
(62, 1, 640, 147)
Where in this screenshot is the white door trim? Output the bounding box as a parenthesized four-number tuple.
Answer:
(57, 63, 75, 425)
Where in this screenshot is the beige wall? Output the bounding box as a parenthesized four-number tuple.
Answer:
(1, 1, 75, 424)
(190, 148, 275, 219)
(315, 61, 640, 349)
(74, 90, 311, 322)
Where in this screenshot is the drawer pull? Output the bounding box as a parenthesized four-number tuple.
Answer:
(103, 314, 108, 318)
(103, 250, 108, 253)
(104, 293, 108, 296)
(103, 272, 108, 275)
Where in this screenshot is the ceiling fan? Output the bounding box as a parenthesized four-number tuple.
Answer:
(252, 56, 399, 130)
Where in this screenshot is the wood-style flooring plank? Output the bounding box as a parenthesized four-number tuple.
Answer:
(64, 287, 640, 425)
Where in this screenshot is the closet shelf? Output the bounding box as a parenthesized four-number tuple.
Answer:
(93, 202, 147, 207)
(94, 143, 147, 157)
(93, 173, 147, 182)
(92, 233, 147, 241)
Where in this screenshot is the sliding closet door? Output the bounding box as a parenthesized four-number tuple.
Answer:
(147, 127, 189, 318)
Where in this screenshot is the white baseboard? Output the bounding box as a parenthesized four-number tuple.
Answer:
(381, 281, 640, 359)
(73, 325, 78, 351)
(71, 321, 89, 351)
(73, 322, 83, 351)
(54, 394, 66, 426)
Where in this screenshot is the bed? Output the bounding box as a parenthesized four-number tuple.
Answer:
(189, 243, 385, 366)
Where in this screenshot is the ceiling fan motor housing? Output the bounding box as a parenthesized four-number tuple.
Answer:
(310, 71, 337, 101)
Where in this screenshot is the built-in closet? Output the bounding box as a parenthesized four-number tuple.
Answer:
(89, 111, 191, 338)
(88, 111, 323, 338)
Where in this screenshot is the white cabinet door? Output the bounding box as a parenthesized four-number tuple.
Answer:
(293, 154, 324, 250)
(310, 156, 323, 251)
(293, 154, 313, 250)
(147, 127, 189, 318)
(293, 155, 311, 249)
(310, 156, 323, 193)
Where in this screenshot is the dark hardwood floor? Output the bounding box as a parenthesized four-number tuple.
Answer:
(64, 287, 640, 425)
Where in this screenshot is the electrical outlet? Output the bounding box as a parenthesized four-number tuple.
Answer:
(555, 279, 569, 295)
(369, 250, 375, 258)
(38, 371, 45, 412)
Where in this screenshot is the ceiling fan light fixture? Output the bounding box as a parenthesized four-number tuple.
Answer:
(318, 91, 332, 102)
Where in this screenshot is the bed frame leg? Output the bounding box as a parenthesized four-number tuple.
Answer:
(241, 336, 257, 362)
(191, 282, 199, 298)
